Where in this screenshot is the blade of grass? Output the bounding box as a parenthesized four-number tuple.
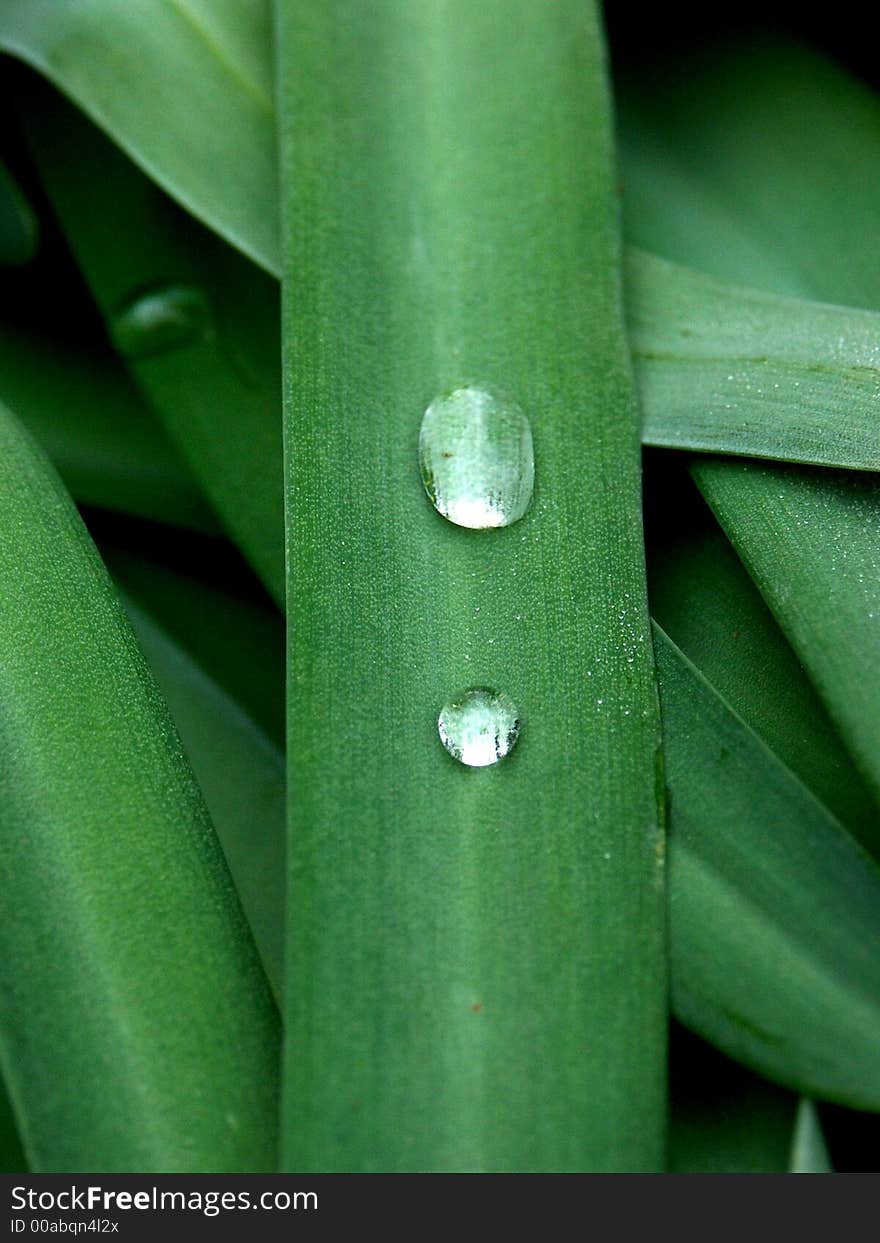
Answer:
(790, 1100, 833, 1173)
(629, 250, 880, 471)
(0, 319, 216, 531)
(646, 468, 879, 852)
(0, 0, 277, 273)
(693, 461, 880, 803)
(277, 0, 666, 1172)
(656, 623, 880, 1110)
(18, 74, 284, 603)
(0, 398, 279, 1171)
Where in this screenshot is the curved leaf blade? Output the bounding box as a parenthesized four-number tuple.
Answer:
(693, 461, 880, 803)
(656, 625, 880, 1110)
(0, 0, 277, 273)
(647, 475, 879, 851)
(0, 399, 279, 1171)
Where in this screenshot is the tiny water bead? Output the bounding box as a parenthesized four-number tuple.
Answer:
(437, 688, 521, 768)
(110, 284, 214, 359)
(419, 386, 534, 529)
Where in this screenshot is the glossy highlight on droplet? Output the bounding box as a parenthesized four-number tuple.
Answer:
(110, 284, 214, 359)
(419, 386, 534, 529)
(437, 687, 521, 767)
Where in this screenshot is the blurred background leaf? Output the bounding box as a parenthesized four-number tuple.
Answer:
(0, 0, 277, 271)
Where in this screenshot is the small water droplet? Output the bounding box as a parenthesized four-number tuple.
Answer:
(419, 386, 534, 529)
(111, 284, 214, 358)
(437, 687, 521, 767)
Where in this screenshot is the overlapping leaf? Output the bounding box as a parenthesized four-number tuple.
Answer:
(0, 398, 279, 1171)
(619, 36, 880, 804)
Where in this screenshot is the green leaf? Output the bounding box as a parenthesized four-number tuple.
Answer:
(629, 250, 880, 472)
(18, 76, 284, 603)
(656, 624, 880, 1110)
(0, 319, 215, 531)
(0, 398, 279, 1171)
(0, 0, 277, 273)
(277, 1, 666, 1172)
(121, 592, 285, 993)
(790, 1100, 833, 1173)
(647, 472, 879, 852)
(0, 155, 38, 265)
(693, 461, 880, 804)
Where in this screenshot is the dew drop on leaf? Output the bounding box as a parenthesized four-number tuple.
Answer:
(437, 687, 521, 767)
(110, 284, 214, 359)
(419, 386, 534, 529)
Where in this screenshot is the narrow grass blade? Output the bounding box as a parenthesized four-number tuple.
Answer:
(18, 76, 284, 602)
(629, 250, 880, 471)
(0, 320, 215, 531)
(790, 1100, 833, 1173)
(693, 460, 880, 803)
(0, 0, 277, 273)
(647, 470, 879, 851)
(0, 399, 279, 1171)
(656, 625, 880, 1110)
(669, 1026, 795, 1173)
(277, 1, 666, 1172)
(121, 594, 285, 993)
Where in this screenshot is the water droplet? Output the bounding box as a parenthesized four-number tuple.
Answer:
(111, 284, 214, 358)
(437, 687, 521, 767)
(419, 386, 534, 528)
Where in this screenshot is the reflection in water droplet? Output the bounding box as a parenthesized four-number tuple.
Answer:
(419, 387, 534, 528)
(437, 687, 521, 767)
(111, 285, 214, 359)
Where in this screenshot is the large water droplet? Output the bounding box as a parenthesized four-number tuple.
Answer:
(437, 687, 521, 767)
(419, 387, 534, 528)
(111, 285, 214, 359)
